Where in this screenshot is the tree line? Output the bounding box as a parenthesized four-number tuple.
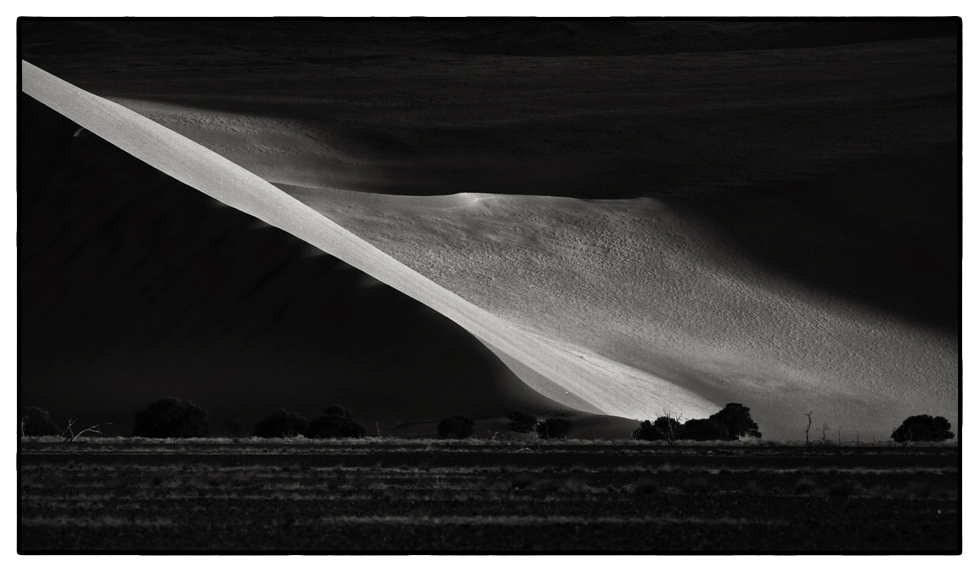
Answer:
(19, 398, 955, 444)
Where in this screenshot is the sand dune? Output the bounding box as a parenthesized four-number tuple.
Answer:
(277, 185, 957, 440)
(22, 29, 958, 441)
(20, 94, 602, 436)
(23, 61, 718, 433)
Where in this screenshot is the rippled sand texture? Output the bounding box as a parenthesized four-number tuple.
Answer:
(21, 21, 959, 439)
(280, 187, 957, 440)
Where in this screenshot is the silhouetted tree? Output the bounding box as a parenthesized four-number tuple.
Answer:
(635, 414, 684, 445)
(678, 418, 729, 441)
(304, 406, 366, 439)
(133, 398, 209, 438)
(506, 411, 538, 434)
(633, 420, 661, 441)
(20, 407, 60, 437)
(254, 409, 308, 438)
(891, 415, 954, 443)
(537, 417, 573, 440)
(708, 403, 762, 440)
(438, 415, 475, 439)
(62, 418, 113, 442)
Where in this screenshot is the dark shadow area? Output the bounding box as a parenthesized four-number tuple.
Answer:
(20, 18, 958, 59)
(670, 146, 960, 332)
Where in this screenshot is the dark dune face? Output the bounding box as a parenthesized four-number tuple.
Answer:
(19, 95, 578, 436)
(20, 19, 959, 332)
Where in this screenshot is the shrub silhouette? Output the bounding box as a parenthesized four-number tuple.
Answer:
(506, 411, 538, 434)
(133, 397, 209, 438)
(437, 415, 475, 439)
(891, 414, 954, 443)
(679, 418, 730, 441)
(633, 416, 682, 443)
(254, 409, 308, 438)
(20, 406, 60, 436)
(537, 417, 573, 439)
(633, 420, 660, 441)
(634, 404, 762, 442)
(708, 403, 762, 439)
(304, 406, 365, 439)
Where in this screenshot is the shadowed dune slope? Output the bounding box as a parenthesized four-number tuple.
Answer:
(19, 95, 605, 436)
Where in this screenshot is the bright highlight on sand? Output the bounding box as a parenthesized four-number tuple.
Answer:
(22, 57, 957, 440)
(22, 60, 718, 426)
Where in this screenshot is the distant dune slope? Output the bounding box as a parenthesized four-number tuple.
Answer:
(23, 61, 719, 434)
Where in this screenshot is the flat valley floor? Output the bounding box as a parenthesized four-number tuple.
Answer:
(18, 439, 960, 553)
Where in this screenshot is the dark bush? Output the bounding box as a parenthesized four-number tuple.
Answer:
(537, 417, 573, 439)
(678, 418, 729, 441)
(653, 416, 683, 442)
(20, 406, 60, 437)
(254, 409, 308, 438)
(437, 415, 475, 439)
(506, 411, 538, 434)
(891, 414, 954, 443)
(304, 406, 365, 439)
(633, 420, 658, 441)
(708, 403, 762, 440)
(133, 397, 209, 438)
(634, 419, 675, 441)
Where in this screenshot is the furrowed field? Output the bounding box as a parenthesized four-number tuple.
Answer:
(19, 438, 960, 553)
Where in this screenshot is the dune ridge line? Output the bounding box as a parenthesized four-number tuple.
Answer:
(21, 60, 719, 422)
